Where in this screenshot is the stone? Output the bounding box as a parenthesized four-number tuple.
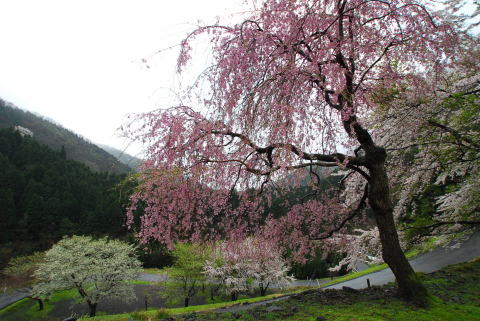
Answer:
(184, 313, 197, 321)
(342, 286, 359, 293)
(316, 316, 327, 321)
(266, 305, 284, 312)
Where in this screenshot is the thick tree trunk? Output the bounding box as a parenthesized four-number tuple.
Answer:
(367, 147, 428, 305)
(184, 297, 189, 307)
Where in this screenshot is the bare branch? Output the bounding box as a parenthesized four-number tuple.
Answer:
(210, 130, 367, 166)
(314, 183, 369, 240)
(428, 120, 480, 150)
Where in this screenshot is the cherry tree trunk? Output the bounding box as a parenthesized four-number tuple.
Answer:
(367, 147, 428, 305)
(88, 301, 97, 317)
(36, 298, 43, 311)
(260, 287, 267, 297)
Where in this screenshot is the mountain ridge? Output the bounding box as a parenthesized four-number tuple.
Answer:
(0, 98, 132, 174)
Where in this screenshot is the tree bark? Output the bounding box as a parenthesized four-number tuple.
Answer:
(88, 301, 97, 317)
(36, 298, 43, 311)
(184, 297, 189, 307)
(366, 146, 428, 305)
(260, 284, 267, 296)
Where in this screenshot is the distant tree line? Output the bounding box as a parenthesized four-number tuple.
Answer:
(0, 128, 134, 267)
(0, 127, 346, 277)
(0, 98, 133, 174)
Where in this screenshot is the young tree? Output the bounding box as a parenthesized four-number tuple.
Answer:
(126, 0, 459, 304)
(166, 243, 211, 307)
(32, 236, 142, 317)
(204, 238, 294, 299)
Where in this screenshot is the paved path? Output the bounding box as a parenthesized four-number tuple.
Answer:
(0, 288, 31, 310)
(325, 231, 480, 290)
(2, 232, 479, 311)
(0, 273, 167, 310)
(218, 231, 480, 313)
(137, 273, 168, 282)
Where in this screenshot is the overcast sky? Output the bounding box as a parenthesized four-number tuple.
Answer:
(0, 0, 247, 156)
(1, 0, 477, 158)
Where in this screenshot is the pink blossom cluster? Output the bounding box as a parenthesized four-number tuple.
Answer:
(124, 0, 458, 262)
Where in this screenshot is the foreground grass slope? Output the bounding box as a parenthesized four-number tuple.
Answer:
(82, 258, 479, 321)
(2, 258, 479, 320)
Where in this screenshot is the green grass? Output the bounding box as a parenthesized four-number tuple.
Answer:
(143, 268, 167, 275)
(79, 257, 480, 321)
(319, 249, 420, 288)
(0, 288, 80, 321)
(238, 299, 480, 321)
(81, 293, 287, 320)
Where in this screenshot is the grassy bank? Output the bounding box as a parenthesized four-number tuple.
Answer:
(78, 257, 480, 321)
(0, 288, 79, 321)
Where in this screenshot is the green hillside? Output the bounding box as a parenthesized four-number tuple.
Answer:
(0, 98, 132, 174)
(0, 128, 134, 268)
(98, 143, 142, 171)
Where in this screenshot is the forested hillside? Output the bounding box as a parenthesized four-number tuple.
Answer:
(0, 99, 132, 174)
(0, 129, 134, 268)
(98, 144, 142, 171)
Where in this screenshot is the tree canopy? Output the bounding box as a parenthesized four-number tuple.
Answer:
(0, 128, 134, 267)
(126, 0, 460, 304)
(33, 236, 142, 317)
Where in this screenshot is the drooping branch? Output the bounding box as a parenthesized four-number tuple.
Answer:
(353, 41, 398, 93)
(200, 158, 338, 176)
(402, 220, 480, 232)
(209, 129, 367, 166)
(428, 120, 480, 150)
(314, 183, 369, 240)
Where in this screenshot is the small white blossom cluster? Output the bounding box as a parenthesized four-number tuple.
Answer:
(33, 236, 142, 315)
(371, 72, 479, 246)
(203, 238, 294, 297)
(329, 228, 383, 272)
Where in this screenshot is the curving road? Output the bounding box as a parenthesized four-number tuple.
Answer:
(217, 231, 480, 313)
(0, 288, 31, 311)
(325, 231, 480, 290)
(1, 232, 479, 311)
